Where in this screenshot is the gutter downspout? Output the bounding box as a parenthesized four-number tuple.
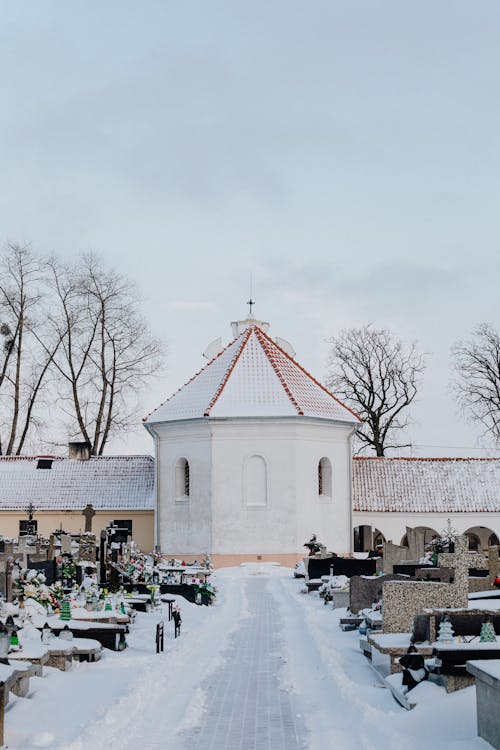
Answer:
(145, 422, 161, 552)
(154, 430, 161, 552)
(348, 426, 357, 554)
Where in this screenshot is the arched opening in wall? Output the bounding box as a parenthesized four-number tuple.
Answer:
(353, 525, 386, 552)
(466, 532, 481, 551)
(489, 533, 500, 547)
(245, 455, 267, 507)
(175, 458, 190, 499)
(400, 527, 439, 547)
(465, 526, 498, 552)
(318, 457, 332, 498)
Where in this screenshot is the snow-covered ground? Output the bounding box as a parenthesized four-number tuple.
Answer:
(4, 565, 487, 749)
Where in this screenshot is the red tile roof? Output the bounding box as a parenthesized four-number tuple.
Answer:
(145, 324, 360, 425)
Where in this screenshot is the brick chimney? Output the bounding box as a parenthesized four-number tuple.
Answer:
(68, 441, 92, 460)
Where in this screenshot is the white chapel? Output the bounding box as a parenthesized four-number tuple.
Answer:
(144, 314, 361, 566)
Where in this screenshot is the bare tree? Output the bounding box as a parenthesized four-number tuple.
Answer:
(49, 253, 164, 455)
(325, 325, 426, 456)
(0, 243, 62, 455)
(452, 323, 500, 445)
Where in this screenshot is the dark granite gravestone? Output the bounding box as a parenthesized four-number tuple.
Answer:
(307, 556, 377, 580)
(26, 559, 57, 586)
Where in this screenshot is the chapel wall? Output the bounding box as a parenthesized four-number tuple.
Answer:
(155, 421, 213, 555)
(293, 421, 353, 555)
(210, 419, 298, 555)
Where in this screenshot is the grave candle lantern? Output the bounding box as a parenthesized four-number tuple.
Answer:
(0, 622, 10, 662)
(42, 622, 52, 644)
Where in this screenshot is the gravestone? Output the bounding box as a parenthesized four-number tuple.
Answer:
(61, 535, 72, 555)
(79, 534, 97, 563)
(383, 536, 487, 633)
(383, 526, 427, 574)
(6, 557, 15, 602)
(0, 558, 6, 598)
(349, 574, 410, 614)
(28, 559, 57, 585)
(82, 504, 96, 533)
(306, 556, 377, 580)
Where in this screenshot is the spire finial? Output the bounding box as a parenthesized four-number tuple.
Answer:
(247, 272, 255, 318)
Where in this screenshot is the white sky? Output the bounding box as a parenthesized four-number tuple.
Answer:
(1, 2, 499, 456)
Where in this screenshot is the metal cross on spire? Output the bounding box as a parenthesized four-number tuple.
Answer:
(247, 272, 255, 317)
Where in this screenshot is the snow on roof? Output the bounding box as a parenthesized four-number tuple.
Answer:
(0, 455, 155, 511)
(145, 324, 360, 425)
(353, 457, 500, 513)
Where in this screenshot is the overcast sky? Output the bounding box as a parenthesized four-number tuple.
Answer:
(1, 2, 499, 456)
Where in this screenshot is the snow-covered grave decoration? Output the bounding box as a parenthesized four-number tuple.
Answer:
(437, 615, 455, 643)
(479, 617, 496, 642)
(318, 575, 349, 606)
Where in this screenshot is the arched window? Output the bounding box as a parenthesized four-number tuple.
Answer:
(175, 458, 190, 499)
(318, 457, 332, 498)
(244, 455, 267, 507)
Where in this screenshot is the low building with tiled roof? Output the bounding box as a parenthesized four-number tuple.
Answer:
(144, 313, 360, 566)
(352, 457, 500, 552)
(0, 450, 155, 550)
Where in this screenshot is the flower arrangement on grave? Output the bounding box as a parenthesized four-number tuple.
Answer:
(147, 585, 159, 604)
(199, 581, 216, 602)
(62, 557, 77, 584)
(430, 519, 458, 557)
(318, 583, 333, 604)
(14, 569, 62, 610)
(480, 616, 497, 643)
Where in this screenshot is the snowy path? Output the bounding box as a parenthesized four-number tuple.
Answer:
(187, 577, 307, 750)
(4, 566, 486, 749)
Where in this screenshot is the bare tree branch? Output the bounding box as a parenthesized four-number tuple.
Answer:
(0, 243, 60, 455)
(452, 323, 500, 445)
(51, 252, 165, 455)
(325, 325, 426, 456)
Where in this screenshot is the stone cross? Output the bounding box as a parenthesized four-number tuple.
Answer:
(82, 504, 96, 533)
(438, 535, 487, 606)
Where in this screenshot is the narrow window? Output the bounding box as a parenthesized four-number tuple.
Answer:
(245, 455, 267, 507)
(175, 458, 190, 499)
(318, 457, 332, 498)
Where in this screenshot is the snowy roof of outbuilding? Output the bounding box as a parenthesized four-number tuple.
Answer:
(0, 455, 155, 511)
(145, 321, 360, 425)
(353, 457, 500, 513)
